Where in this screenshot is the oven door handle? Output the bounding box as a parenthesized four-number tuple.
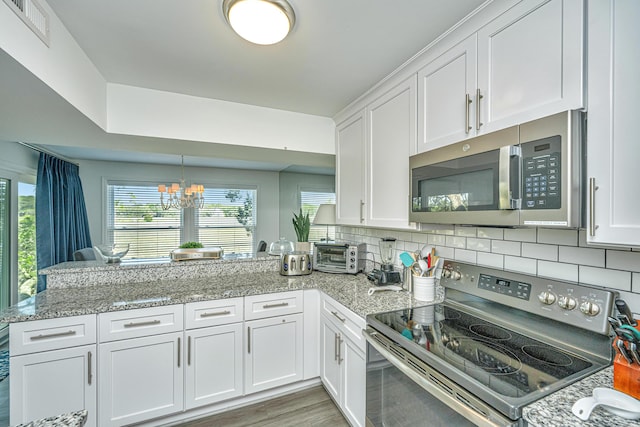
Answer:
(498, 145, 521, 210)
(363, 328, 517, 427)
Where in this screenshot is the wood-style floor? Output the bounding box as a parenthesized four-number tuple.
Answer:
(178, 386, 350, 427)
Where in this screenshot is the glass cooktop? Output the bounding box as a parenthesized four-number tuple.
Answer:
(368, 303, 593, 398)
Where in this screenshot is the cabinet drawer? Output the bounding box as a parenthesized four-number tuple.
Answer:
(10, 315, 97, 356)
(99, 305, 184, 342)
(322, 295, 366, 352)
(244, 291, 303, 320)
(185, 298, 243, 330)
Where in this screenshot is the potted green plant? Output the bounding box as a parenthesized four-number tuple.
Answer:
(179, 241, 203, 249)
(292, 208, 310, 252)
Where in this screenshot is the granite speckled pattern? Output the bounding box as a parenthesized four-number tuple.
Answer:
(523, 367, 640, 427)
(14, 410, 87, 427)
(0, 270, 443, 323)
(40, 257, 280, 288)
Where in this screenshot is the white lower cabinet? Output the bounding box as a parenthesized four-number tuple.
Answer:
(10, 344, 97, 426)
(320, 296, 366, 427)
(245, 313, 304, 394)
(184, 323, 244, 409)
(98, 331, 184, 426)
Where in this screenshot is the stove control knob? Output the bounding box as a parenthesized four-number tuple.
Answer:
(538, 291, 556, 305)
(442, 269, 452, 278)
(580, 301, 601, 317)
(450, 271, 462, 281)
(557, 295, 577, 310)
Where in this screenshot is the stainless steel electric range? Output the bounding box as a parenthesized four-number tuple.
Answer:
(365, 260, 616, 427)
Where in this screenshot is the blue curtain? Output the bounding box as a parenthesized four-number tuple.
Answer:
(36, 153, 92, 292)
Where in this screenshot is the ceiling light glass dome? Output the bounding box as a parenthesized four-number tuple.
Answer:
(223, 0, 296, 45)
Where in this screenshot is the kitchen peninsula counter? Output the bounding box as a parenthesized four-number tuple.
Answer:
(1, 258, 442, 323)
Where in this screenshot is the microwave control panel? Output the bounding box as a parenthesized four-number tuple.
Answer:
(521, 135, 561, 210)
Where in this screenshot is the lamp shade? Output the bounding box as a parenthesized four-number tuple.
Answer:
(313, 204, 336, 225)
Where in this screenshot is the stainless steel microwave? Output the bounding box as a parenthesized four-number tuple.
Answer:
(409, 111, 585, 227)
(313, 242, 366, 274)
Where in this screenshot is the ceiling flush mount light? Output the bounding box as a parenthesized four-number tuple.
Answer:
(223, 0, 296, 45)
(157, 156, 205, 210)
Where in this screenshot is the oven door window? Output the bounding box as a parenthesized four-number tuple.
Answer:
(366, 344, 476, 427)
(316, 247, 347, 266)
(412, 150, 500, 213)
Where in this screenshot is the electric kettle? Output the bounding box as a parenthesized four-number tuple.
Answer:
(279, 251, 312, 276)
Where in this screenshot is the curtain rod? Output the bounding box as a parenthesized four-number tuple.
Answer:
(17, 141, 80, 166)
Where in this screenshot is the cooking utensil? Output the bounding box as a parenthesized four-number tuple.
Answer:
(616, 339, 634, 364)
(417, 259, 429, 276)
(367, 285, 403, 296)
(399, 252, 415, 268)
(572, 387, 640, 421)
(616, 299, 637, 326)
(419, 245, 433, 260)
(619, 324, 640, 341)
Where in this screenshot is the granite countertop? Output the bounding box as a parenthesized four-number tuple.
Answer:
(13, 410, 87, 427)
(0, 271, 443, 323)
(523, 366, 640, 427)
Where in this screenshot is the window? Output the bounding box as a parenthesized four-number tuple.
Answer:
(107, 182, 257, 259)
(18, 182, 36, 301)
(107, 183, 182, 260)
(196, 188, 256, 256)
(300, 190, 335, 243)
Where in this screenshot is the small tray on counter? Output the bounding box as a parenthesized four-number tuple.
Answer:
(170, 247, 224, 261)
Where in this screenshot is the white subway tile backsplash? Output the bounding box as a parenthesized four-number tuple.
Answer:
(446, 236, 466, 249)
(455, 226, 477, 237)
(477, 252, 504, 269)
(607, 250, 640, 273)
(491, 240, 521, 256)
(467, 238, 491, 252)
(504, 256, 537, 275)
(435, 246, 455, 259)
(538, 261, 578, 282)
(521, 243, 558, 261)
(403, 241, 420, 253)
(428, 234, 446, 246)
(504, 228, 537, 242)
(537, 228, 578, 246)
(477, 227, 504, 240)
(579, 266, 631, 291)
(558, 246, 605, 267)
(634, 273, 640, 293)
(411, 232, 426, 243)
(455, 249, 477, 264)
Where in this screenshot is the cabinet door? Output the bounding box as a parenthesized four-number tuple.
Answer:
(586, 0, 640, 246)
(99, 332, 183, 426)
(320, 317, 340, 401)
(185, 324, 243, 409)
(366, 75, 417, 229)
(418, 34, 477, 152)
(341, 339, 366, 427)
(336, 110, 365, 225)
(477, 0, 584, 133)
(245, 313, 304, 394)
(10, 345, 96, 427)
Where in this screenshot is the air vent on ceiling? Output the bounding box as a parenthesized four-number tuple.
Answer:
(3, 0, 49, 46)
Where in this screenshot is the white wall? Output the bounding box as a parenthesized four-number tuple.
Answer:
(79, 159, 281, 249)
(278, 172, 335, 243)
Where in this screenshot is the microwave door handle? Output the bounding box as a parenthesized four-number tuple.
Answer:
(498, 145, 522, 210)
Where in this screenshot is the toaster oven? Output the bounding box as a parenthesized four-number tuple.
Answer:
(313, 242, 366, 274)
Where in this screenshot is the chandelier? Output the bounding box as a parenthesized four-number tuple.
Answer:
(157, 156, 204, 210)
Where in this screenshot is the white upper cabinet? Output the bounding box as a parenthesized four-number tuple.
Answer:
(417, 0, 584, 153)
(586, 0, 640, 247)
(336, 110, 366, 226)
(335, 75, 417, 229)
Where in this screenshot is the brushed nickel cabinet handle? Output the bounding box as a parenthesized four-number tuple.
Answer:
(331, 311, 346, 323)
(30, 330, 76, 340)
(88, 351, 92, 385)
(177, 337, 181, 368)
(360, 200, 365, 223)
(200, 310, 231, 318)
(589, 177, 599, 236)
(187, 336, 192, 366)
(124, 320, 161, 328)
(334, 333, 339, 362)
(263, 302, 289, 309)
(465, 93, 472, 134)
(337, 334, 344, 365)
(476, 88, 484, 130)
(247, 326, 251, 354)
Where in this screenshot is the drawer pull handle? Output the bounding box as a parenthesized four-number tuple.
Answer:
(200, 310, 231, 318)
(188, 336, 192, 366)
(263, 302, 289, 309)
(331, 311, 346, 323)
(247, 326, 251, 354)
(177, 337, 181, 368)
(124, 320, 161, 328)
(30, 330, 76, 340)
(88, 351, 92, 385)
